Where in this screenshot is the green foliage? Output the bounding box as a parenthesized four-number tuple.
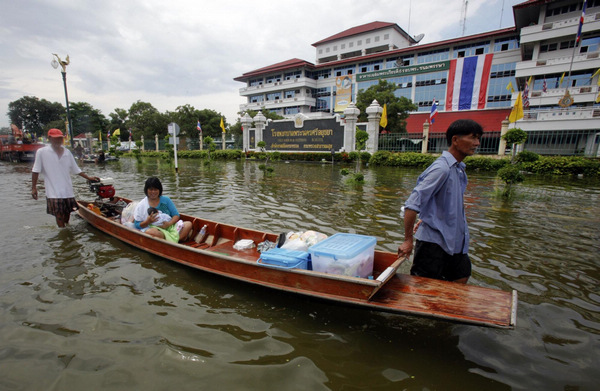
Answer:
(360, 151, 371, 162)
(497, 165, 525, 199)
(8, 96, 65, 138)
(369, 151, 437, 168)
(516, 150, 540, 163)
(502, 128, 528, 145)
(355, 80, 418, 132)
(498, 165, 525, 184)
(463, 156, 509, 171)
(519, 156, 600, 176)
(340, 168, 350, 176)
(257, 141, 266, 151)
(356, 128, 368, 151)
(69, 101, 109, 136)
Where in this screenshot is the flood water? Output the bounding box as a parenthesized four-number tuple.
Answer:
(0, 157, 598, 390)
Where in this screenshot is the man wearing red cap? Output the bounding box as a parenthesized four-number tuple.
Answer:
(31, 128, 100, 227)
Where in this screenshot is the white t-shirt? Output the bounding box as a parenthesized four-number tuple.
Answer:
(32, 145, 82, 198)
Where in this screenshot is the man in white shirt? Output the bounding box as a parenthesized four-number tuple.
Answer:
(31, 128, 99, 227)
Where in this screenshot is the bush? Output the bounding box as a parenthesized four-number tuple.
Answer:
(463, 156, 509, 171)
(516, 150, 540, 163)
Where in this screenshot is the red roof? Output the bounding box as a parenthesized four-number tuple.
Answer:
(234, 58, 315, 81)
(312, 21, 407, 46)
(512, 0, 550, 10)
(405, 109, 512, 134)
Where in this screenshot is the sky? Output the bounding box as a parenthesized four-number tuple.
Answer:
(0, 0, 524, 131)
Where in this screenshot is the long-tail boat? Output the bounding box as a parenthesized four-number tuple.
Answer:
(77, 194, 517, 329)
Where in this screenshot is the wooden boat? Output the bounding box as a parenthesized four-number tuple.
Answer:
(77, 197, 517, 329)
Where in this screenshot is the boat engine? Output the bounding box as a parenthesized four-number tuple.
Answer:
(89, 178, 116, 199)
(87, 178, 125, 217)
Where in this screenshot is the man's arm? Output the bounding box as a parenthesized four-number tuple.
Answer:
(398, 208, 418, 258)
(78, 172, 99, 182)
(31, 172, 39, 200)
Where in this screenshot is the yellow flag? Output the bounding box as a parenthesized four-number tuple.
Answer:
(591, 68, 600, 79)
(379, 104, 388, 129)
(596, 77, 600, 103)
(113, 128, 121, 136)
(527, 76, 533, 87)
(509, 91, 524, 123)
(506, 81, 515, 93)
(559, 72, 565, 86)
(220, 117, 226, 133)
(99, 131, 102, 142)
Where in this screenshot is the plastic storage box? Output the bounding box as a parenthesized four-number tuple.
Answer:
(258, 247, 309, 270)
(308, 233, 376, 278)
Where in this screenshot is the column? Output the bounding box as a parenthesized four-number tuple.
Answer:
(498, 118, 509, 156)
(422, 121, 430, 154)
(343, 102, 360, 152)
(253, 111, 267, 150)
(241, 113, 253, 152)
(365, 100, 383, 153)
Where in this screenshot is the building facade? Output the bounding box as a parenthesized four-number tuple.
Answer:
(235, 0, 600, 156)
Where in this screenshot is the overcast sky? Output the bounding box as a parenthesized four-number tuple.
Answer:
(1, 0, 524, 130)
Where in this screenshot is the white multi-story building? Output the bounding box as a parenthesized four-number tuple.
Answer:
(235, 0, 600, 155)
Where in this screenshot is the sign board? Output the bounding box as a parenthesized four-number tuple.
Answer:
(263, 118, 343, 152)
(356, 60, 450, 82)
(169, 137, 179, 145)
(168, 122, 180, 136)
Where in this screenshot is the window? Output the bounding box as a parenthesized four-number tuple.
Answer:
(375, 36, 380, 42)
(417, 48, 449, 64)
(384, 34, 389, 40)
(453, 41, 490, 58)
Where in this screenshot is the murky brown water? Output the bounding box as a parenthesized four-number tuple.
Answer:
(1, 157, 598, 390)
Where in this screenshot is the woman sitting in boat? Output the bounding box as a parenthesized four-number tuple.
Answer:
(133, 177, 193, 243)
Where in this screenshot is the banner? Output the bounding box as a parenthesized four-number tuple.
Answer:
(445, 54, 493, 111)
(334, 75, 353, 112)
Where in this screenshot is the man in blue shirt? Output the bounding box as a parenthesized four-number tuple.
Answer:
(398, 119, 483, 283)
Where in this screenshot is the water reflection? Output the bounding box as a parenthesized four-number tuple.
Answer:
(0, 158, 598, 390)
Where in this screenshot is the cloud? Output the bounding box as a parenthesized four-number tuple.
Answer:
(1, 0, 522, 128)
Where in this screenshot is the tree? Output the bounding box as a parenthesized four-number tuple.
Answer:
(355, 80, 417, 132)
(127, 101, 163, 140)
(69, 102, 108, 137)
(8, 96, 64, 137)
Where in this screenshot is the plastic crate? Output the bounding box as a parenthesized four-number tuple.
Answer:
(308, 233, 376, 278)
(258, 248, 309, 270)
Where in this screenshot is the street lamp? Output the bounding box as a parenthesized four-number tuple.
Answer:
(51, 53, 74, 148)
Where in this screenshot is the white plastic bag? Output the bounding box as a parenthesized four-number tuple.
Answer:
(121, 201, 138, 225)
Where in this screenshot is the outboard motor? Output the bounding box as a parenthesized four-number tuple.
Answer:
(87, 178, 125, 217)
(89, 178, 116, 199)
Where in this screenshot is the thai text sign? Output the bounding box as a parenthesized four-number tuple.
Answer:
(264, 118, 343, 152)
(356, 60, 450, 82)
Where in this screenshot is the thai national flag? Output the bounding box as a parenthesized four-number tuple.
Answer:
(523, 81, 530, 108)
(445, 53, 494, 111)
(543, 78, 547, 93)
(430, 100, 438, 124)
(576, 0, 587, 46)
(197, 121, 202, 133)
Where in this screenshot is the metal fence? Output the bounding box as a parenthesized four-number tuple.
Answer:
(378, 132, 502, 155)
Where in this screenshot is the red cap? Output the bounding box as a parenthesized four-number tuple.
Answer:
(48, 128, 64, 138)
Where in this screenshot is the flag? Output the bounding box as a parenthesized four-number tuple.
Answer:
(107, 129, 111, 139)
(128, 128, 132, 141)
(576, 0, 587, 46)
(220, 117, 226, 133)
(559, 72, 565, 87)
(543, 78, 547, 93)
(597, 77, 600, 103)
(445, 53, 494, 111)
(197, 120, 202, 133)
(509, 91, 524, 123)
(99, 131, 102, 142)
(113, 128, 121, 136)
(591, 68, 600, 79)
(380, 104, 388, 129)
(429, 100, 438, 124)
(522, 80, 530, 108)
(506, 81, 515, 94)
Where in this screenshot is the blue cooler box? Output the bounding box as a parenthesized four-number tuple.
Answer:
(308, 233, 376, 278)
(258, 248, 309, 270)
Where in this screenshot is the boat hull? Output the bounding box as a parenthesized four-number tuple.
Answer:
(77, 198, 517, 329)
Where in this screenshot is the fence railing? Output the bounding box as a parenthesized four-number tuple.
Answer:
(378, 132, 501, 155)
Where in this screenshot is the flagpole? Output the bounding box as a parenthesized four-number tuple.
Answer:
(565, 0, 587, 94)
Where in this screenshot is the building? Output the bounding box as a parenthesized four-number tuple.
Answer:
(235, 0, 600, 156)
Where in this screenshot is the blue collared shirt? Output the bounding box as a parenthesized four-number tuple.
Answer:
(404, 151, 469, 255)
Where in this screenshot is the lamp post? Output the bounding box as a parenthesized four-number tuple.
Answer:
(51, 53, 74, 148)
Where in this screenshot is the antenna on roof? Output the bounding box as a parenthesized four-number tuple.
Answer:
(413, 33, 425, 43)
